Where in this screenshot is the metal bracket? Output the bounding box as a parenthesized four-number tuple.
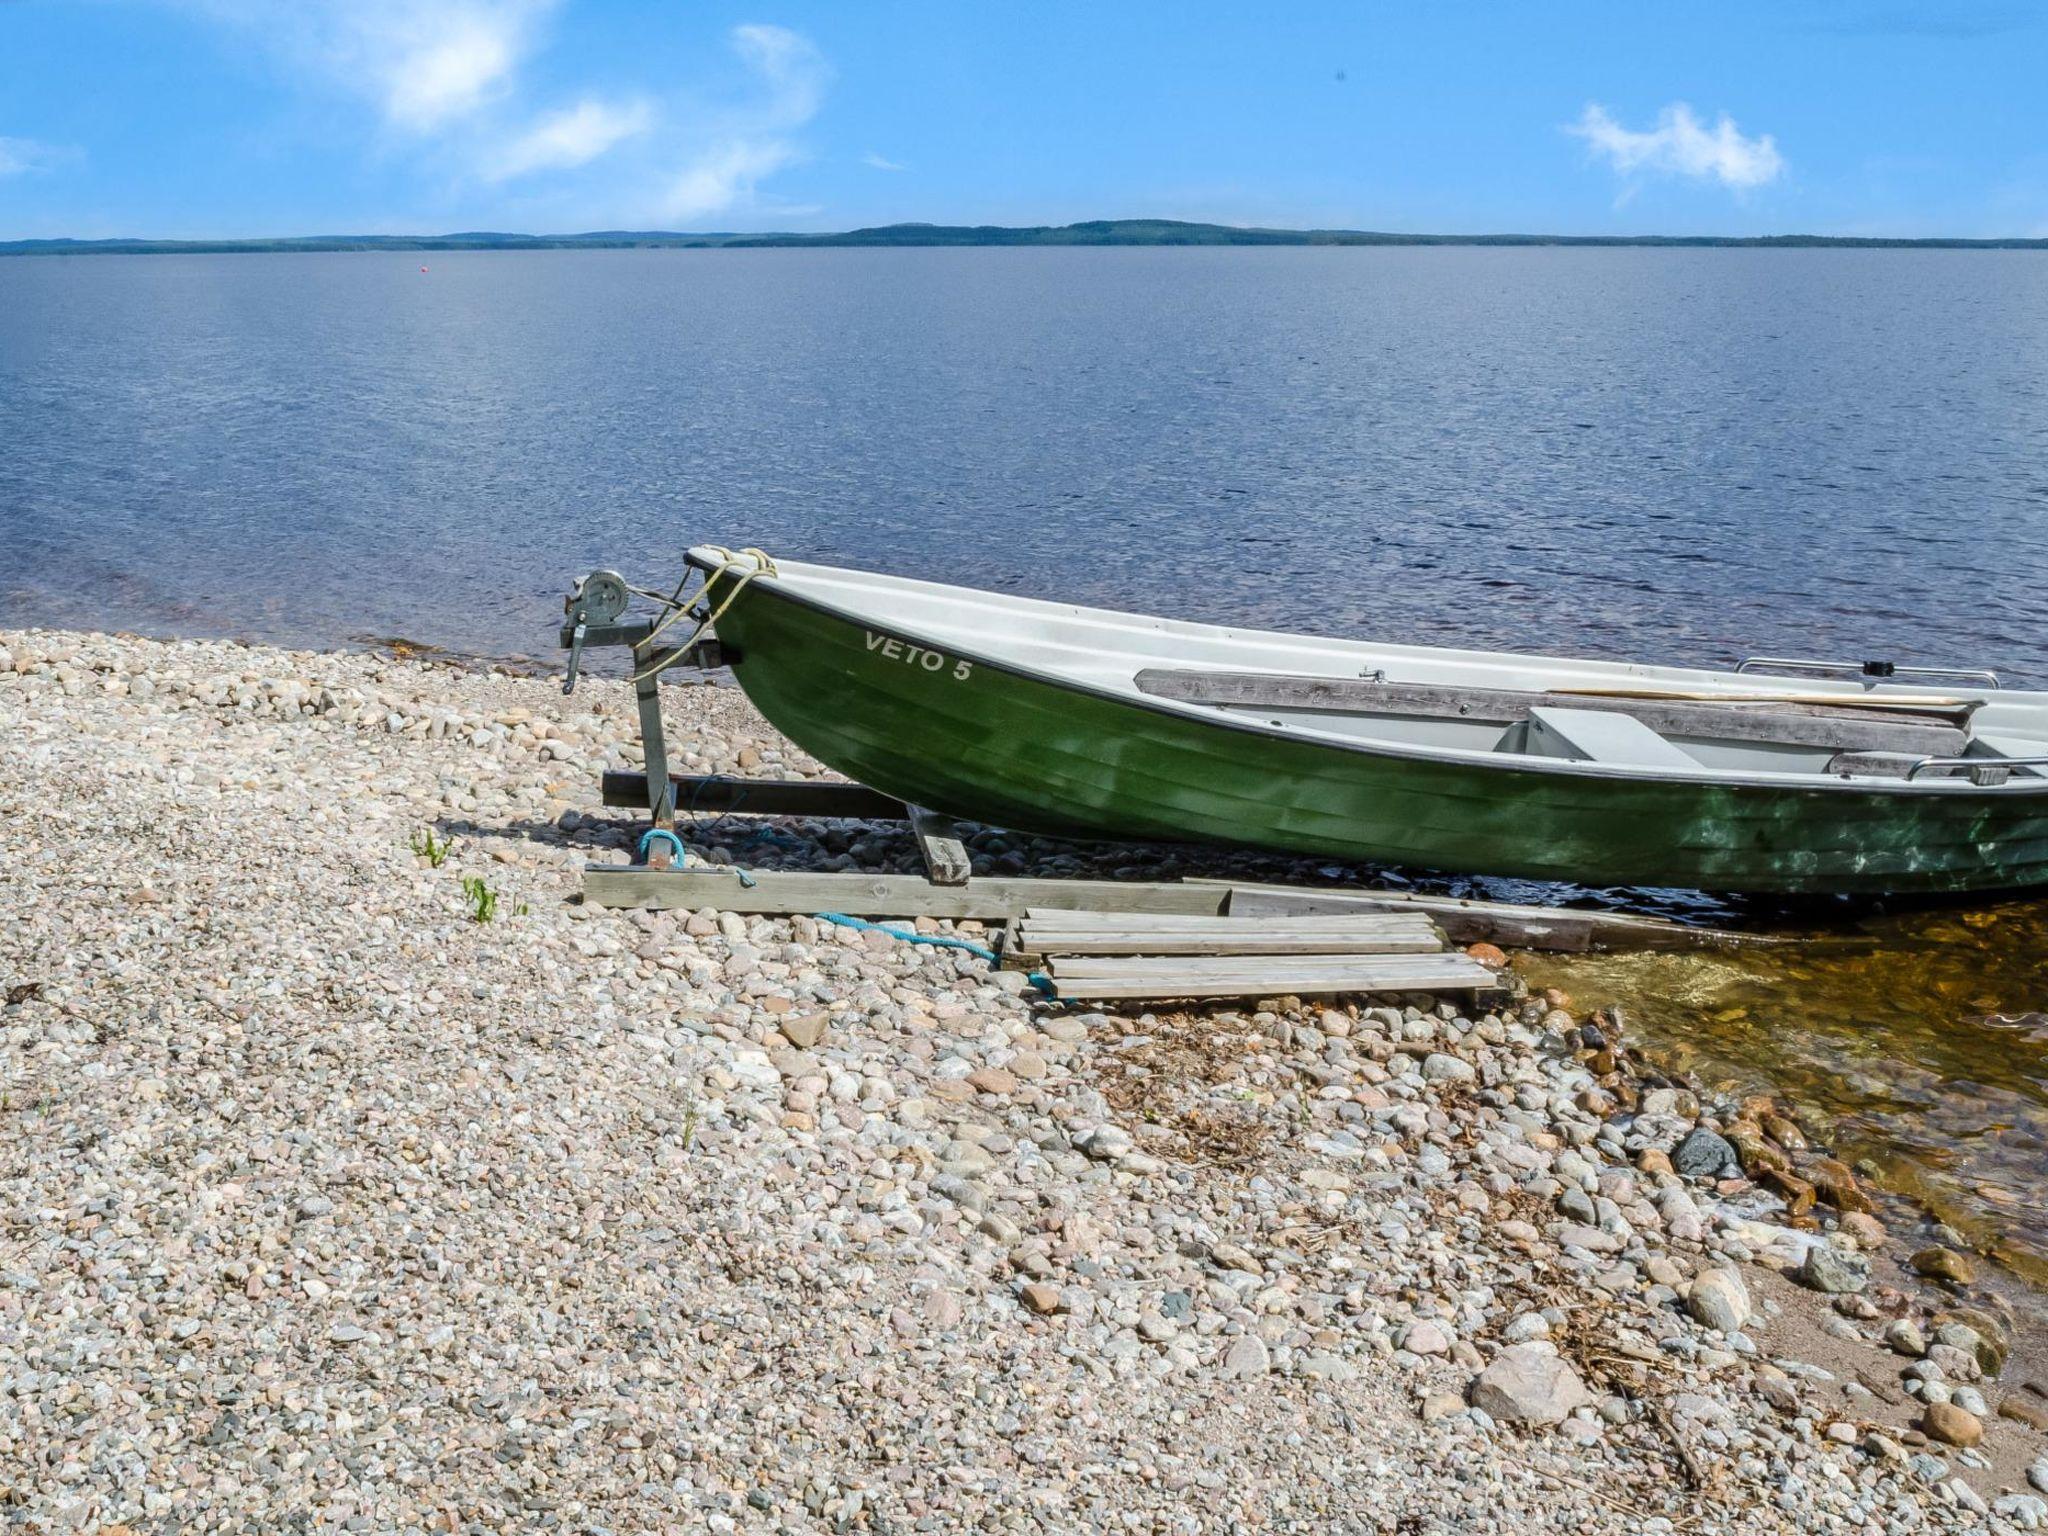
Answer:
(563, 618, 588, 695)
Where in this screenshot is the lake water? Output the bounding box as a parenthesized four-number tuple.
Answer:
(5, 246, 2048, 1282)
(4, 247, 2046, 682)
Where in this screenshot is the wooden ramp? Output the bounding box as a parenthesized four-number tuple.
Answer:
(1011, 906, 1498, 1002)
(591, 771, 1782, 954)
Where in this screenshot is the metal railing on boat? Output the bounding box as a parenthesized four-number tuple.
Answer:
(1829, 751, 2048, 786)
(1903, 755, 2048, 785)
(1734, 656, 2002, 689)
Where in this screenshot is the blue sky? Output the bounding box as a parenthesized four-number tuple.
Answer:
(1, 1, 2044, 239)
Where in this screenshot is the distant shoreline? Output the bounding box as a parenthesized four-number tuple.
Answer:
(6, 218, 2047, 256)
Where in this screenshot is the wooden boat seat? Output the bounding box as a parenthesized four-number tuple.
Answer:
(1133, 669, 1971, 757)
(1522, 706, 1700, 768)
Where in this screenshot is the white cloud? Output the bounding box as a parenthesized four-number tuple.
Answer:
(153, 6, 830, 222)
(486, 96, 654, 180)
(373, 3, 547, 129)
(0, 136, 71, 177)
(862, 151, 905, 172)
(660, 24, 830, 223)
(731, 23, 828, 128)
(183, 0, 556, 132)
(667, 140, 800, 221)
(1567, 103, 1785, 191)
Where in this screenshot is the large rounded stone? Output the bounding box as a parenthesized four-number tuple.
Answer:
(1922, 1401, 1984, 1448)
(1685, 1268, 1751, 1334)
(1469, 1344, 1593, 1427)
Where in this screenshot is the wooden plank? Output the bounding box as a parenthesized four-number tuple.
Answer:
(1017, 911, 1442, 955)
(1215, 883, 1596, 950)
(1046, 980, 1492, 1000)
(630, 637, 677, 853)
(1020, 907, 1431, 931)
(1017, 930, 1443, 957)
(908, 805, 973, 886)
(1018, 922, 1436, 944)
(1132, 670, 1970, 753)
(602, 771, 909, 820)
(1824, 750, 1921, 779)
(1555, 685, 1973, 712)
(1045, 953, 1496, 1000)
(582, 866, 1232, 919)
(1206, 880, 1783, 953)
(1050, 953, 1487, 979)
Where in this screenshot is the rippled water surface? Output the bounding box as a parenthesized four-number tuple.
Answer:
(4, 247, 2046, 678)
(5, 245, 2048, 1268)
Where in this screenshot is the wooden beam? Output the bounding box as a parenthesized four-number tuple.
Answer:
(1133, 670, 1969, 754)
(601, 772, 908, 820)
(1215, 882, 1594, 949)
(1209, 880, 1781, 953)
(580, 865, 1777, 953)
(1017, 928, 1445, 957)
(1044, 952, 1498, 1001)
(908, 805, 973, 886)
(1022, 907, 1439, 932)
(582, 865, 1232, 919)
(1015, 909, 1444, 957)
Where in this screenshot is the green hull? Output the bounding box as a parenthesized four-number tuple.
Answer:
(713, 580, 2048, 896)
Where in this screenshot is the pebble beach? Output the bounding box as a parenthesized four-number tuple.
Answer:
(9, 627, 2048, 1535)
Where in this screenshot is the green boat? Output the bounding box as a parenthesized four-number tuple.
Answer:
(670, 546, 2048, 896)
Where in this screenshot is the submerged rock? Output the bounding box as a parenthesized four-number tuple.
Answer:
(1911, 1247, 1977, 1286)
(1672, 1126, 1739, 1179)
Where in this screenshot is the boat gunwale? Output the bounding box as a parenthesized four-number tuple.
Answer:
(685, 549, 2048, 803)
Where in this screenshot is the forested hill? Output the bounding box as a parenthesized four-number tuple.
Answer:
(8, 219, 2047, 255)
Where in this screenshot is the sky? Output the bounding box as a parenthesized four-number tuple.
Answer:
(1, 0, 2044, 240)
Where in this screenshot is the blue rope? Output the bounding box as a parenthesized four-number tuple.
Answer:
(813, 912, 1056, 997)
(638, 828, 688, 865)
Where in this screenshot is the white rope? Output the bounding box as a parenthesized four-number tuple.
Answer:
(628, 546, 777, 684)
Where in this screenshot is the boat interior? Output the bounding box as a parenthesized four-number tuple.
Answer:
(1129, 667, 2048, 783)
(699, 550, 2048, 789)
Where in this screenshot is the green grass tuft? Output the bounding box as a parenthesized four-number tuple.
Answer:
(460, 876, 499, 923)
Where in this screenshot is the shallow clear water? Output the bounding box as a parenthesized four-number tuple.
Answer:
(1521, 899, 2048, 1286)
(4, 244, 2048, 1271)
